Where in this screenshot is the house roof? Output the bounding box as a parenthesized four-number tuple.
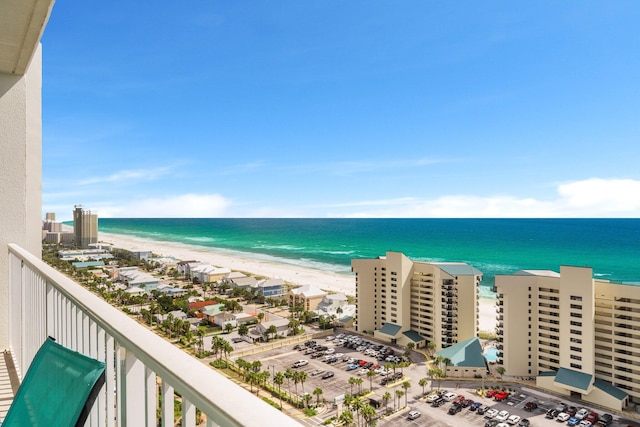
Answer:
(188, 300, 219, 310)
(553, 367, 593, 392)
(290, 284, 326, 298)
(201, 304, 225, 316)
(435, 336, 486, 368)
(378, 323, 402, 337)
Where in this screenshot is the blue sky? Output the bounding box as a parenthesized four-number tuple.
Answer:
(42, 1, 640, 220)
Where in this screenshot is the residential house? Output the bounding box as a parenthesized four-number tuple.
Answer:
(289, 285, 327, 311)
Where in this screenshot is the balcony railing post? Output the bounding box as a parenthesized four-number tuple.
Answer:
(145, 367, 156, 427)
(122, 347, 146, 426)
(162, 381, 174, 427)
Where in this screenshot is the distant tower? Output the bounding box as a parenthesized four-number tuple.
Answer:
(73, 205, 98, 248)
(45, 212, 56, 221)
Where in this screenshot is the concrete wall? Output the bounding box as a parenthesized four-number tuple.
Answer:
(0, 46, 43, 349)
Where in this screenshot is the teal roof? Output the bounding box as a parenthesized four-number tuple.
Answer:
(554, 367, 593, 392)
(379, 323, 402, 337)
(538, 371, 557, 377)
(432, 263, 482, 277)
(594, 378, 628, 401)
(201, 304, 225, 316)
(72, 261, 105, 268)
(435, 336, 486, 368)
(402, 330, 425, 343)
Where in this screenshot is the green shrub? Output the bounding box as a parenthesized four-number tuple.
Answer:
(303, 408, 317, 416)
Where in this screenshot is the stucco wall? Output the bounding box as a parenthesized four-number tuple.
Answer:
(0, 45, 43, 349)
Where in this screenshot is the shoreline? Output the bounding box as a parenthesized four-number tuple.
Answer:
(99, 231, 497, 332)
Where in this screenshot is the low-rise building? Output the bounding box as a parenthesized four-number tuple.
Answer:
(117, 267, 160, 292)
(288, 285, 327, 311)
(253, 278, 286, 298)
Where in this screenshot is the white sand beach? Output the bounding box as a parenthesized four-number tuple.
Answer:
(99, 231, 497, 332)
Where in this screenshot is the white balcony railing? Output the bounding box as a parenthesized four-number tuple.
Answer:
(7, 244, 302, 427)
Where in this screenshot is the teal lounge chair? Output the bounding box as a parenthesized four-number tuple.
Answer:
(1, 337, 106, 427)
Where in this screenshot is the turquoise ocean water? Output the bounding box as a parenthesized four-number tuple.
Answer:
(97, 218, 640, 298)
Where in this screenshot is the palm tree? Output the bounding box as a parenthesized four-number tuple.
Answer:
(274, 372, 285, 409)
(426, 341, 436, 356)
(196, 327, 206, 355)
(267, 324, 278, 341)
(348, 376, 357, 395)
(354, 377, 363, 395)
(238, 323, 249, 337)
(418, 377, 428, 396)
(496, 366, 506, 378)
(284, 368, 293, 393)
(298, 370, 308, 394)
(350, 398, 364, 427)
(361, 403, 377, 427)
(382, 391, 391, 414)
(251, 360, 262, 373)
(224, 322, 234, 334)
(401, 381, 410, 407)
(367, 369, 376, 392)
(288, 318, 300, 336)
(338, 409, 354, 427)
(313, 387, 323, 407)
(395, 389, 404, 410)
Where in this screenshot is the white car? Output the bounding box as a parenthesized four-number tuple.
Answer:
(325, 336, 335, 341)
(507, 415, 521, 425)
(485, 409, 499, 419)
(358, 368, 369, 375)
(579, 421, 593, 427)
(407, 410, 421, 420)
(292, 359, 308, 368)
(496, 424, 510, 427)
(575, 408, 589, 420)
(495, 410, 510, 422)
(324, 348, 335, 354)
(556, 412, 570, 422)
(444, 392, 457, 401)
(334, 353, 343, 359)
(426, 393, 440, 403)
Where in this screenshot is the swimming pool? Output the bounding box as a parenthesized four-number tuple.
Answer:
(483, 346, 499, 362)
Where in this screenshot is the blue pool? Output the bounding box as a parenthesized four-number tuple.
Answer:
(483, 346, 499, 362)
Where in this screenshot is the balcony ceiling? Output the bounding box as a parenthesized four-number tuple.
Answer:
(0, 0, 54, 75)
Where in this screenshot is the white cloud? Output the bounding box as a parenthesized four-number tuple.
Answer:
(97, 194, 231, 218)
(327, 178, 640, 218)
(78, 166, 174, 185)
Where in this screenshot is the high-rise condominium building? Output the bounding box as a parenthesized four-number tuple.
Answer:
(352, 251, 482, 351)
(495, 266, 633, 410)
(73, 205, 98, 248)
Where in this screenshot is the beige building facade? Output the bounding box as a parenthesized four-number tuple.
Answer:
(73, 205, 98, 248)
(495, 266, 632, 410)
(352, 251, 482, 350)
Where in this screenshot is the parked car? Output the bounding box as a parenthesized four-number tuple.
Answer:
(470, 401, 482, 411)
(484, 421, 499, 427)
(321, 371, 334, 379)
(545, 409, 558, 419)
(426, 392, 440, 403)
(494, 391, 509, 401)
(444, 392, 457, 401)
(448, 404, 462, 415)
(460, 399, 473, 408)
(586, 412, 599, 423)
(407, 410, 421, 420)
(579, 421, 593, 427)
(507, 415, 521, 425)
(524, 401, 537, 412)
(477, 405, 489, 415)
(495, 410, 510, 422)
(485, 409, 499, 419)
(292, 360, 308, 368)
(486, 389, 498, 398)
(346, 363, 358, 371)
(518, 419, 530, 427)
(556, 412, 570, 422)
(567, 417, 580, 426)
(575, 408, 590, 420)
(597, 413, 613, 426)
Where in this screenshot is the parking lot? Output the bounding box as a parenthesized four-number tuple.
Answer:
(238, 332, 640, 427)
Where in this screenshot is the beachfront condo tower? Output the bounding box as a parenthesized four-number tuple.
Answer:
(494, 266, 635, 410)
(73, 205, 98, 248)
(352, 251, 482, 351)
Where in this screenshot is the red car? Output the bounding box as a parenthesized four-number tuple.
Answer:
(586, 412, 599, 423)
(453, 395, 465, 404)
(486, 389, 497, 398)
(494, 391, 509, 401)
